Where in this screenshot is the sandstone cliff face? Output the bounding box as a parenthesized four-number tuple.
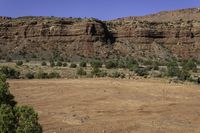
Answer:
(1, 8, 200, 61)
(0, 17, 114, 60)
(110, 20, 200, 60)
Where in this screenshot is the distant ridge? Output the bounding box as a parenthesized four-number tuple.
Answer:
(112, 8, 200, 22)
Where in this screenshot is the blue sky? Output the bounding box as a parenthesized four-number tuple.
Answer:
(0, 0, 200, 20)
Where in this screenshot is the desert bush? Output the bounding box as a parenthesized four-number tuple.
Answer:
(14, 106, 42, 133)
(129, 64, 139, 71)
(63, 62, 68, 67)
(70, 63, 77, 68)
(41, 61, 47, 66)
(34, 71, 49, 79)
(167, 60, 180, 77)
(177, 69, 191, 81)
(0, 66, 20, 79)
(152, 61, 159, 70)
(0, 74, 16, 106)
(25, 59, 30, 63)
(109, 71, 125, 78)
(49, 60, 55, 67)
(90, 60, 103, 68)
(125, 57, 138, 69)
(0, 74, 42, 133)
(56, 61, 63, 67)
(79, 61, 87, 67)
(77, 68, 87, 76)
(142, 60, 154, 65)
(48, 72, 61, 78)
(25, 72, 35, 79)
(105, 60, 118, 69)
(135, 67, 149, 76)
(117, 59, 126, 68)
(16, 61, 23, 66)
(5, 57, 12, 62)
(91, 68, 107, 77)
(182, 59, 197, 72)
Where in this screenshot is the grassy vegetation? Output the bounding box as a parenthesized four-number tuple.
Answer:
(0, 58, 199, 83)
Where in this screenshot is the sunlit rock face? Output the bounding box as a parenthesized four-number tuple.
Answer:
(1, 8, 200, 61)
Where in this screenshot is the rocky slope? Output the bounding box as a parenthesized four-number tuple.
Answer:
(1, 8, 200, 61)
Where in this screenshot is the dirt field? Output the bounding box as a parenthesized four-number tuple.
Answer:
(8, 78, 200, 133)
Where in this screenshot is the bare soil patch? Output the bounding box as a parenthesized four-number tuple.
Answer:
(9, 78, 200, 133)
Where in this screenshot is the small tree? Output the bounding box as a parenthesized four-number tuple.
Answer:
(0, 66, 20, 79)
(49, 59, 55, 67)
(0, 75, 16, 106)
(70, 63, 77, 68)
(56, 61, 63, 67)
(182, 59, 197, 72)
(25, 72, 35, 79)
(0, 104, 15, 133)
(63, 63, 68, 67)
(105, 60, 118, 69)
(90, 60, 103, 68)
(125, 57, 138, 69)
(109, 71, 125, 78)
(79, 61, 87, 67)
(167, 60, 180, 77)
(41, 61, 47, 66)
(35, 71, 49, 79)
(15, 106, 42, 133)
(135, 67, 149, 76)
(48, 72, 61, 78)
(16, 61, 23, 66)
(77, 68, 87, 76)
(5, 57, 12, 62)
(91, 68, 107, 77)
(0, 74, 42, 132)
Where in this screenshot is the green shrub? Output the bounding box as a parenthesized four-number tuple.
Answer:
(16, 61, 23, 66)
(5, 57, 12, 62)
(105, 60, 118, 69)
(177, 69, 191, 81)
(77, 68, 87, 76)
(117, 59, 126, 68)
(135, 67, 149, 76)
(109, 71, 125, 78)
(90, 60, 103, 68)
(56, 61, 63, 67)
(63, 62, 68, 67)
(48, 72, 61, 78)
(0, 66, 20, 79)
(41, 61, 47, 66)
(167, 61, 180, 77)
(91, 68, 107, 77)
(49, 60, 55, 67)
(125, 57, 138, 69)
(182, 59, 197, 72)
(0, 75, 16, 106)
(79, 61, 87, 67)
(0, 104, 16, 132)
(35, 71, 49, 79)
(128, 64, 139, 71)
(25, 72, 35, 79)
(152, 62, 159, 70)
(70, 63, 77, 68)
(14, 106, 42, 133)
(0, 74, 42, 133)
(25, 59, 30, 63)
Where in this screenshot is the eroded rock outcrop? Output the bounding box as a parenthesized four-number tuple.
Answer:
(0, 8, 200, 61)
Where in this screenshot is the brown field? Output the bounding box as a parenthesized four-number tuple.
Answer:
(9, 78, 200, 133)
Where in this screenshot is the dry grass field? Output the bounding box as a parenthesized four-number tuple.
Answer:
(8, 78, 200, 133)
